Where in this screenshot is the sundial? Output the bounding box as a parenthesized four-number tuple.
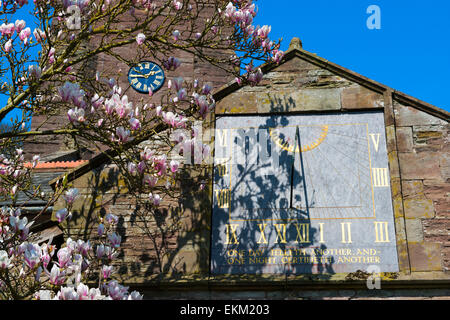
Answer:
(211, 111, 399, 274)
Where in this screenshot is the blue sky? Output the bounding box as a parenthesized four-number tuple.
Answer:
(1, 0, 449, 126)
(254, 0, 450, 112)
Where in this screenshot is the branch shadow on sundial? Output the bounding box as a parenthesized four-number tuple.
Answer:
(211, 114, 335, 277)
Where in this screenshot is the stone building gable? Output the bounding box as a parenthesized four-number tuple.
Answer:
(214, 38, 449, 277)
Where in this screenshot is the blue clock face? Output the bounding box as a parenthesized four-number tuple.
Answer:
(128, 61, 165, 94)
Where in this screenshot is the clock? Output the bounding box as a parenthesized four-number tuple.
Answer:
(211, 111, 399, 275)
(127, 61, 165, 94)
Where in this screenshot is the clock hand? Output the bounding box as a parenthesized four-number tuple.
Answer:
(129, 74, 147, 78)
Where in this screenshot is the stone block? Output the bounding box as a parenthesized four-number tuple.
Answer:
(216, 91, 258, 114)
(408, 242, 442, 272)
(405, 219, 424, 242)
(395, 104, 447, 126)
(403, 198, 435, 219)
(258, 88, 341, 113)
(341, 86, 384, 110)
(402, 180, 424, 199)
(396, 127, 414, 152)
(398, 152, 442, 180)
(385, 125, 397, 153)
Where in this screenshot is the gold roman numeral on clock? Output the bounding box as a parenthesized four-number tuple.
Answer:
(294, 223, 310, 243)
(215, 189, 230, 208)
(341, 222, 352, 243)
(374, 221, 390, 243)
(372, 168, 389, 187)
(225, 224, 239, 244)
(153, 80, 161, 86)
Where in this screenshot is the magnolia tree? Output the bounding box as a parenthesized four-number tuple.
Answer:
(0, 0, 283, 299)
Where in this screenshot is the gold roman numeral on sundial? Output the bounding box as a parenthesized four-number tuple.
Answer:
(341, 222, 352, 243)
(216, 129, 228, 147)
(215, 158, 229, 176)
(374, 221, 390, 243)
(294, 223, 310, 243)
(274, 224, 287, 244)
(372, 168, 389, 187)
(225, 224, 239, 244)
(369, 133, 381, 152)
(215, 189, 230, 208)
(257, 223, 268, 244)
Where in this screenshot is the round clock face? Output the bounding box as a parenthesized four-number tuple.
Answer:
(127, 61, 165, 94)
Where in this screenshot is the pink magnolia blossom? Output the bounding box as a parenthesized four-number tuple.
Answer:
(48, 47, 55, 64)
(129, 117, 141, 130)
(127, 162, 137, 175)
(28, 65, 42, 79)
(57, 247, 71, 268)
(108, 233, 121, 248)
(115, 127, 133, 143)
(48, 264, 66, 285)
(24, 243, 41, 269)
(172, 30, 180, 41)
(19, 27, 31, 42)
(105, 280, 129, 300)
(156, 106, 162, 116)
(14, 20, 26, 32)
(55, 208, 70, 223)
(144, 174, 158, 187)
(96, 244, 105, 259)
(248, 68, 263, 85)
(136, 33, 146, 45)
(153, 155, 167, 176)
(140, 147, 154, 161)
(105, 213, 118, 224)
(0, 251, 11, 269)
(172, 77, 183, 91)
(162, 56, 181, 71)
(68, 107, 85, 125)
(97, 224, 105, 236)
(33, 28, 46, 43)
(63, 188, 79, 204)
(137, 161, 146, 174)
(149, 193, 161, 206)
(172, 0, 182, 10)
(4, 39, 12, 53)
(102, 265, 113, 279)
(257, 25, 271, 39)
(272, 49, 284, 64)
(0, 23, 15, 37)
(169, 160, 179, 173)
